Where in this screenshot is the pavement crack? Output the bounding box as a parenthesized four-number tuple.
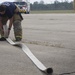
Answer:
(23, 39, 75, 50)
(24, 40, 64, 48)
(59, 71, 75, 75)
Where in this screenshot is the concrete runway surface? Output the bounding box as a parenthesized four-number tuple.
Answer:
(0, 14, 75, 75)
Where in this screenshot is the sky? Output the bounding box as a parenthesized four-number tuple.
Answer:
(0, 0, 73, 4)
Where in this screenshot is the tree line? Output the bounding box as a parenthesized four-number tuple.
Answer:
(30, 1, 73, 10)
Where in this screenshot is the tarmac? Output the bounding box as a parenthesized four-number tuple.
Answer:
(0, 14, 75, 75)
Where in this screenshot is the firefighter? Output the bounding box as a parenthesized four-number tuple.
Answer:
(0, 2, 23, 41)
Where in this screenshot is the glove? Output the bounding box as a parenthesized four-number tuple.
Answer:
(0, 29, 4, 35)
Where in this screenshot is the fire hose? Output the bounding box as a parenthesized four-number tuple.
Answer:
(3, 25, 53, 75)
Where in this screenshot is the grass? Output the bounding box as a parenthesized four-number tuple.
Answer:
(30, 10, 75, 14)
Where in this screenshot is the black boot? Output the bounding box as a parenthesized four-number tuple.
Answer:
(0, 37, 6, 41)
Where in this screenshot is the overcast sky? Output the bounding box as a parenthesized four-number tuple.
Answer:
(0, 0, 73, 4)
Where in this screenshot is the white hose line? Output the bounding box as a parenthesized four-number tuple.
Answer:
(6, 38, 53, 74)
(3, 25, 8, 38)
(3, 24, 53, 74)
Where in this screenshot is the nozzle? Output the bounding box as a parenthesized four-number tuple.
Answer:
(45, 68, 53, 74)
